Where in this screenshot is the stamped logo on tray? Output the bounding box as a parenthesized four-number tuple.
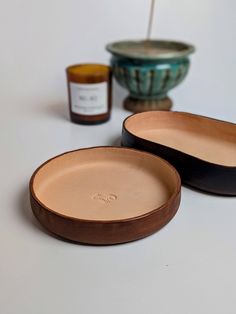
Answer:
(92, 193, 117, 204)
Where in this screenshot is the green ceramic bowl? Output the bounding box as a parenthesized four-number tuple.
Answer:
(106, 40, 195, 112)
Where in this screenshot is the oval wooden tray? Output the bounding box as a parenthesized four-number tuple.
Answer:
(122, 112, 236, 195)
(30, 147, 181, 245)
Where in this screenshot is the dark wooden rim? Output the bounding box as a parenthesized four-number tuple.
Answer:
(123, 111, 236, 170)
(30, 146, 181, 224)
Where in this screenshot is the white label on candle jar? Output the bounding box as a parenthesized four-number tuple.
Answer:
(70, 82, 108, 115)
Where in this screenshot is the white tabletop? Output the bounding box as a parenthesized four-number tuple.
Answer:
(1, 1, 236, 313)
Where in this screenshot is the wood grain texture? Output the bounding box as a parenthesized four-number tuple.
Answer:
(29, 147, 181, 245)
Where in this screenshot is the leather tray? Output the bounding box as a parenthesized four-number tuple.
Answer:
(30, 147, 181, 244)
(122, 112, 236, 195)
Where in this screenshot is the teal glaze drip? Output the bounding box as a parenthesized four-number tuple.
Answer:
(111, 56, 190, 100)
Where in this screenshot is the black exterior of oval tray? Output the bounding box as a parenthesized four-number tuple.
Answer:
(121, 115, 236, 196)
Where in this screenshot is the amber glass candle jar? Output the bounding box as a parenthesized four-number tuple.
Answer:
(66, 64, 112, 124)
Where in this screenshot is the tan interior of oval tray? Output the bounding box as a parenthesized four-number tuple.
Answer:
(32, 148, 178, 221)
(125, 112, 236, 167)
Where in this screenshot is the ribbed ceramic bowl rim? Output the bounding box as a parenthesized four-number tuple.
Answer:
(106, 39, 195, 60)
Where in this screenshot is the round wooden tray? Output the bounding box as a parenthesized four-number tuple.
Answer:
(30, 147, 181, 244)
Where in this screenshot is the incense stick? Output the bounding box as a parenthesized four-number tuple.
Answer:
(147, 0, 156, 40)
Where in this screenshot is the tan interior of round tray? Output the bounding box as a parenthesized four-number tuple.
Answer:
(32, 148, 179, 221)
(125, 112, 236, 167)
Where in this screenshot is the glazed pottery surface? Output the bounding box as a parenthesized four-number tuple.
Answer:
(122, 111, 236, 195)
(30, 147, 181, 245)
(106, 40, 195, 112)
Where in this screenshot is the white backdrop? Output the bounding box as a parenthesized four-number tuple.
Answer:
(1, 0, 235, 116)
(1, 1, 236, 314)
